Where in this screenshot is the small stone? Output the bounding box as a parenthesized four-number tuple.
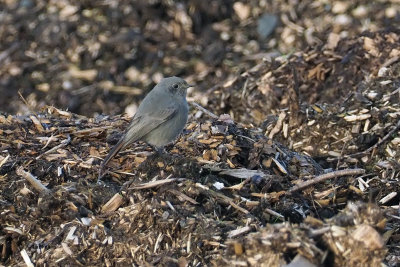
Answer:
(257, 14, 278, 39)
(352, 5, 368, 18)
(37, 83, 50, 92)
(332, 1, 349, 14)
(233, 2, 251, 21)
(335, 14, 352, 26)
(385, 7, 397, 18)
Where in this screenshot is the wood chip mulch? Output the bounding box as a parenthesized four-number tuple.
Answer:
(1, 31, 400, 267)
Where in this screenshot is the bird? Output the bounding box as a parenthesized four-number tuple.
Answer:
(99, 76, 192, 179)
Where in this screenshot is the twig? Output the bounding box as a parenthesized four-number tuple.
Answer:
(310, 226, 331, 237)
(0, 154, 10, 169)
(168, 189, 199, 204)
(129, 178, 185, 190)
(287, 168, 365, 194)
(237, 134, 255, 143)
(226, 199, 249, 214)
(347, 118, 400, 158)
(267, 112, 286, 139)
(389, 86, 400, 96)
(36, 135, 71, 160)
(154, 233, 164, 253)
(382, 55, 399, 68)
(240, 78, 249, 99)
(265, 208, 284, 219)
(20, 249, 34, 267)
(189, 101, 219, 119)
(227, 226, 251, 238)
(41, 135, 56, 149)
(196, 183, 249, 214)
(69, 125, 114, 135)
(16, 167, 51, 194)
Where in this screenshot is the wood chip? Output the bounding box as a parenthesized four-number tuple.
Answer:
(29, 115, 45, 132)
(101, 193, 124, 213)
(351, 224, 384, 250)
(20, 249, 34, 267)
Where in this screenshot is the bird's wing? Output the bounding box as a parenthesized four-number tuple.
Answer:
(124, 106, 177, 145)
(98, 106, 177, 178)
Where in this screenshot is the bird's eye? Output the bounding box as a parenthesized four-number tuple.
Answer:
(173, 84, 179, 89)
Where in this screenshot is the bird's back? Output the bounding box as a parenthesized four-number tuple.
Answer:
(128, 80, 188, 147)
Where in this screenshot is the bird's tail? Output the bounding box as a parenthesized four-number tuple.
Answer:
(98, 136, 127, 180)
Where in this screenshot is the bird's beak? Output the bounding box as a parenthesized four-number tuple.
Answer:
(187, 84, 195, 88)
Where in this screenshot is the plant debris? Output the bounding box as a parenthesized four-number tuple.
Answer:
(1, 1, 400, 266)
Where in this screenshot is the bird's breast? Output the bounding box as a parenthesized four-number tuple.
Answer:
(143, 100, 188, 148)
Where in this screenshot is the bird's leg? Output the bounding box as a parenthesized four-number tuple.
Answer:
(149, 145, 166, 155)
(157, 147, 167, 154)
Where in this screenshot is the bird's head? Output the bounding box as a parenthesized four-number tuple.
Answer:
(157, 76, 193, 98)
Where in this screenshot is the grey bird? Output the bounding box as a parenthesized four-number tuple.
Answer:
(99, 76, 191, 178)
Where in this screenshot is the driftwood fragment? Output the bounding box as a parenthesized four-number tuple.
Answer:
(287, 168, 365, 194)
(16, 167, 51, 194)
(219, 168, 266, 179)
